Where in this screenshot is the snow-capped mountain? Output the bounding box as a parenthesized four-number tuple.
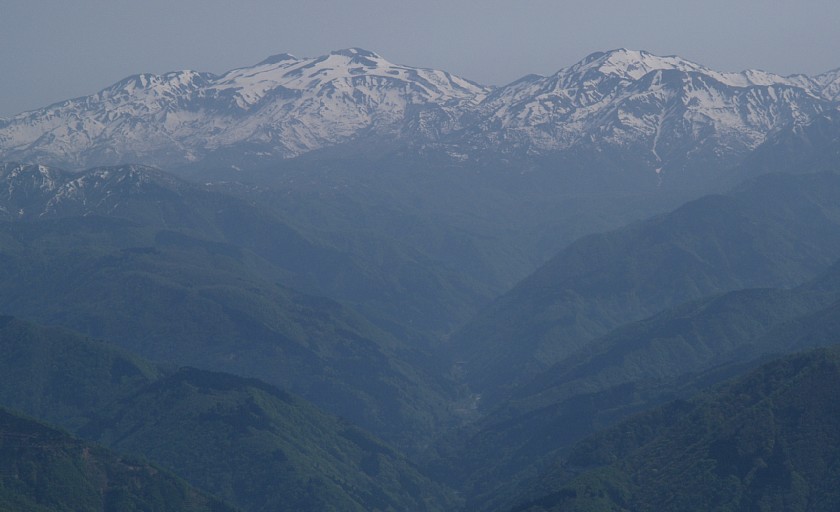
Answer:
(815, 68, 840, 102)
(0, 48, 838, 176)
(467, 49, 835, 173)
(0, 162, 186, 219)
(0, 48, 488, 168)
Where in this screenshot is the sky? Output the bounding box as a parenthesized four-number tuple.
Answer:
(2, 0, 840, 117)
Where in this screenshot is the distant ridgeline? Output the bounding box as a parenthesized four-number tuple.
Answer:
(1, 48, 838, 193)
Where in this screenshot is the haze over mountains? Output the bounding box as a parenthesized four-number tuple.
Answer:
(1, 47, 840, 511)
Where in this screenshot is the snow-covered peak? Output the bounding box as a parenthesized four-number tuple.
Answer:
(96, 70, 213, 106)
(0, 162, 70, 217)
(696, 67, 815, 92)
(257, 53, 299, 66)
(814, 68, 840, 101)
(487, 49, 715, 111)
(210, 47, 487, 109)
(569, 48, 706, 81)
(108, 70, 210, 92)
(0, 162, 191, 219)
(484, 48, 831, 113)
(329, 47, 382, 59)
(0, 162, 64, 189)
(0, 48, 836, 173)
(0, 48, 491, 167)
(471, 48, 833, 174)
(554, 49, 819, 93)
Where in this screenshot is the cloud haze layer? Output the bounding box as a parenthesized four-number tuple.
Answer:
(2, 0, 839, 117)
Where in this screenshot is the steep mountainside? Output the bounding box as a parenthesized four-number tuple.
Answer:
(450, 171, 840, 406)
(0, 316, 159, 431)
(80, 367, 459, 512)
(0, 161, 489, 337)
(0, 408, 235, 512)
(510, 346, 840, 511)
(0, 164, 466, 446)
(0, 316, 459, 511)
(432, 260, 840, 510)
(733, 109, 840, 183)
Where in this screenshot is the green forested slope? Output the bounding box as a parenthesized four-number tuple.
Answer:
(452, 171, 840, 406)
(0, 316, 159, 431)
(0, 316, 459, 511)
(0, 213, 454, 446)
(511, 346, 840, 512)
(431, 260, 840, 510)
(80, 367, 460, 512)
(0, 408, 236, 512)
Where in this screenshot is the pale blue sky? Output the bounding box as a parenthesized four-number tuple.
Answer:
(2, 0, 839, 117)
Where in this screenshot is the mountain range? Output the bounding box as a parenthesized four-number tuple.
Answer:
(2, 48, 838, 187)
(2, 46, 840, 511)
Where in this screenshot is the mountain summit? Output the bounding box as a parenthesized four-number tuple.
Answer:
(470, 48, 833, 177)
(0, 49, 488, 168)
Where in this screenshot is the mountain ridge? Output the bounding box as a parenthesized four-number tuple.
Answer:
(2, 48, 837, 182)
(0, 47, 488, 168)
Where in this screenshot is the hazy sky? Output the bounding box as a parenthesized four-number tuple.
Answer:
(3, 0, 839, 117)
